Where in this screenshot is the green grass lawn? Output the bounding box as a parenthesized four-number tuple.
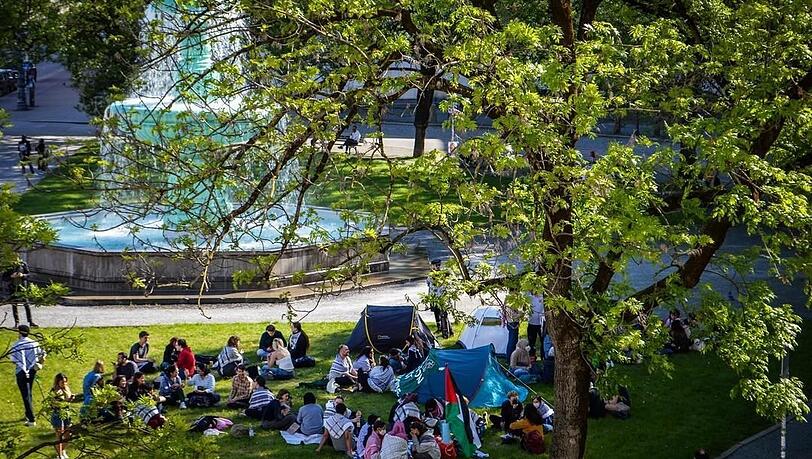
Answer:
(309, 155, 504, 224)
(3, 320, 807, 459)
(12, 144, 99, 215)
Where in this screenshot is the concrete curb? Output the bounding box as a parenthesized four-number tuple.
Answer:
(716, 422, 781, 458)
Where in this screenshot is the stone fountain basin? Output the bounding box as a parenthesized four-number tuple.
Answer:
(23, 209, 389, 294)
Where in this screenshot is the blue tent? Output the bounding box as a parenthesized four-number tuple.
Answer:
(393, 345, 528, 408)
(346, 305, 437, 353)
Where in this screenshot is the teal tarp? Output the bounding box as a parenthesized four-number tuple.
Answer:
(393, 345, 528, 408)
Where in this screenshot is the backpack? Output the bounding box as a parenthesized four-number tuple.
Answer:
(187, 392, 215, 408)
(521, 430, 545, 454)
(293, 356, 316, 368)
(189, 415, 218, 432)
(436, 438, 457, 459)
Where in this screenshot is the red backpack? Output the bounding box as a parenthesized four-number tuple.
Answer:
(436, 437, 457, 459)
(521, 430, 546, 454)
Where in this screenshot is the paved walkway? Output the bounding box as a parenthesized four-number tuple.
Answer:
(719, 410, 812, 458)
(1, 61, 94, 193)
(0, 278, 483, 327)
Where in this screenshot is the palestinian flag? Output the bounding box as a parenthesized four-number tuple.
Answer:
(444, 366, 476, 457)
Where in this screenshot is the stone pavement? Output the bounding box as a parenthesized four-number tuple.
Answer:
(0, 61, 94, 193)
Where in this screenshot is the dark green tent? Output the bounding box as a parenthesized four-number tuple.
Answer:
(346, 305, 437, 353)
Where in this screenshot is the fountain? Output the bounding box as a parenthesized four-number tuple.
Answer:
(23, 0, 388, 293)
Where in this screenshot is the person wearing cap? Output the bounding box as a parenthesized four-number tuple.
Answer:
(426, 258, 452, 338)
(10, 324, 46, 426)
(129, 331, 156, 373)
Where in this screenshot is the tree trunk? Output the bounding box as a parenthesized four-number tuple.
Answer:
(412, 87, 434, 157)
(549, 310, 591, 458)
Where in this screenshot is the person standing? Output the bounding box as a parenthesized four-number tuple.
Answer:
(427, 258, 452, 338)
(526, 293, 545, 354)
(10, 324, 46, 426)
(344, 125, 362, 154)
(3, 261, 37, 327)
(503, 304, 522, 362)
(18, 136, 34, 174)
(50, 373, 74, 459)
(35, 139, 48, 171)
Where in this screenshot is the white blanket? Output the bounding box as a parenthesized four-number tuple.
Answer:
(280, 431, 323, 445)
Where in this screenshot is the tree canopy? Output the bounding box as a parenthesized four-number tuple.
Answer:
(62, 0, 812, 457)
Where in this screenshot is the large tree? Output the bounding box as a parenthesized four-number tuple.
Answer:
(88, 0, 811, 457)
(59, 0, 146, 116)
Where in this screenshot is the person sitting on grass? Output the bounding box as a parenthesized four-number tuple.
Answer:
(82, 360, 106, 406)
(176, 339, 195, 380)
(112, 375, 129, 399)
(245, 375, 273, 419)
(388, 393, 420, 425)
(226, 364, 253, 409)
(380, 420, 409, 459)
(260, 389, 296, 430)
(324, 395, 354, 420)
(258, 324, 286, 360)
(362, 419, 387, 459)
(409, 420, 441, 459)
(403, 335, 424, 373)
(509, 338, 534, 381)
(365, 356, 395, 393)
(161, 337, 179, 371)
(289, 321, 312, 365)
(498, 390, 524, 440)
(509, 403, 545, 454)
(115, 352, 138, 383)
(388, 348, 405, 375)
(328, 344, 358, 390)
(356, 415, 380, 458)
(297, 392, 324, 435)
(213, 335, 243, 378)
(128, 371, 166, 411)
(129, 331, 156, 373)
(353, 346, 374, 374)
(316, 402, 355, 457)
(158, 365, 187, 409)
(262, 338, 295, 380)
(424, 397, 443, 421)
(186, 363, 220, 407)
(532, 396, 554, 432)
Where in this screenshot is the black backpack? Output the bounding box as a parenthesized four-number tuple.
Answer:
(189, 415, 217, 432)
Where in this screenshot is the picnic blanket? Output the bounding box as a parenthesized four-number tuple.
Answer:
(280, 431, 323, 445)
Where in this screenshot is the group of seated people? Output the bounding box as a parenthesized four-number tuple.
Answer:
(664, 309, 704, 354)
(491, 391, 553, 454)
(326, 333, 430, 393)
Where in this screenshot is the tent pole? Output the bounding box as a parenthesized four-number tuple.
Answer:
(495, 360, 554, 409)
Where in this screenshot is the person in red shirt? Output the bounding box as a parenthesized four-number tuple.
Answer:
(176, 339, 196, 381)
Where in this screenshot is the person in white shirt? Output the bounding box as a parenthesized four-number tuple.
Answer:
(187, 364, 220, 406)
(262, 338, 295, 380)
(527, 293, 545, 354)
(10, 324, 45, 425)
(344, 125, 362, 154)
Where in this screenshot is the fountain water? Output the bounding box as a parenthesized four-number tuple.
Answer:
(25, 0, 388, 293)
